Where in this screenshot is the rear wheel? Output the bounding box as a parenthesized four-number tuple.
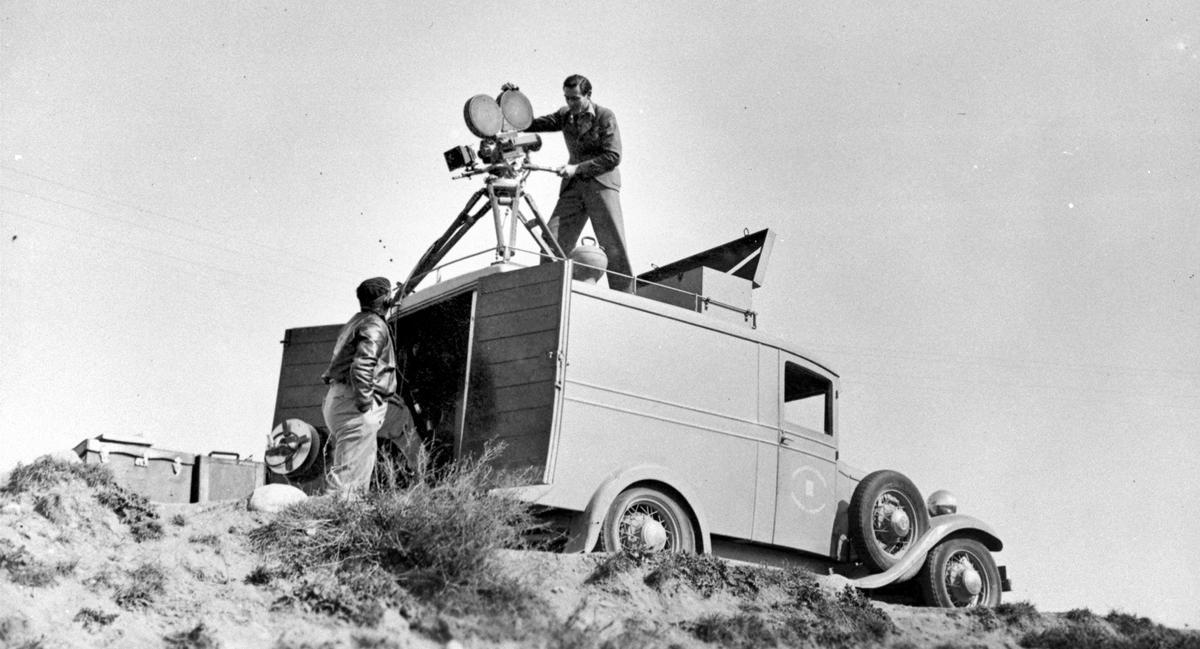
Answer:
(849, 470, 930, 571)
(918, 538, 1002, 608)
(601, 487, 695, 554)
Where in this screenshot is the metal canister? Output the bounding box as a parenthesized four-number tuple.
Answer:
(569, 236, 608, 283)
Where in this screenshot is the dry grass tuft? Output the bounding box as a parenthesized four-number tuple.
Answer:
(3, 456, 163, 542)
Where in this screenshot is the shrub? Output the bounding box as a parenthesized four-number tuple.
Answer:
(995, 600, 1041, 627)
(1063, 608, 1095, 623)
(1021, 611, 1200, 649)
(250, 447, 535, 597)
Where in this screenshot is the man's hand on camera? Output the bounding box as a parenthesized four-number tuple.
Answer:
(557, 164, 578, 179)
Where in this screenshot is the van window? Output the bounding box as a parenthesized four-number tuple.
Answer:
(783, 361, 831, 435)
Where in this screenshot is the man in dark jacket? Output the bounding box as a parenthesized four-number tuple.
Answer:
(320, 277, 398, 494)
(527, 74, 632, 292)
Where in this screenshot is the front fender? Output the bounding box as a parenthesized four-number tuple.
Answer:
(845, 513, 1003, 590)
(562, 464, 712, 554)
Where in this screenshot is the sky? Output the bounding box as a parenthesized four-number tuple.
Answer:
(2, 0, 1198, 628)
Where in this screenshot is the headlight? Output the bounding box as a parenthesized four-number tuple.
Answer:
(926, 489, 958, 516)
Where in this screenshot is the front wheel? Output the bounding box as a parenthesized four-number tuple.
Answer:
(601, 487, 696, 554)
(917, 538, 1002, 608)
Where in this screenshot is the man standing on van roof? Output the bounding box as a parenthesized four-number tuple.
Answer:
(320, 277, 398, 494)
(527, 74, 633, 292)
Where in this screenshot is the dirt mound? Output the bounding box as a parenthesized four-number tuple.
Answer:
(2, 457, 1197, 649)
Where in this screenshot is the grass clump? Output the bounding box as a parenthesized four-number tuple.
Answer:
(3, 456, 163, 542)
(114, 563, 167, 610)
(585, 551, 642, 584)
(0, 539, 76, 586)
(1020, 609, 1200, 649)
(188, 533, 221, 548)
(271, 565, 405, 627)
(995, 600, 1041, 627)
(692, 612, 778, 648)
(643, 552, 815, 599)
(73, 608, 118, 632)
(663, 556, 892, 649)
(164, 622, 220, 649)
(251, 448, 535, 594)
(251, 447, 540, 633)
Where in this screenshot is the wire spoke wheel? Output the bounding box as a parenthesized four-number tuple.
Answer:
(919, 538, 1002, 608)
(602, 487, 696, 554)
(869, 490, 919, 556)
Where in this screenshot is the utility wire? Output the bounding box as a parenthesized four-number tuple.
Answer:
(0, 184, 356, 284)
(1, 208, 332, 300)
(0, 165, 362, 278)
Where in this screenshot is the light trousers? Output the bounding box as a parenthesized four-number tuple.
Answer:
(322, 382, 387, 494)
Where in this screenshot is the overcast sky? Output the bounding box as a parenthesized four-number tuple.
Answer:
(2, 1, 1197, 628)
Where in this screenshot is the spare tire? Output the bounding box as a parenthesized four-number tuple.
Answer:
(849, 469, 930, 572)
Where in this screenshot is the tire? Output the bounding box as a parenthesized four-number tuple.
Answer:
(849, 469, 930, 571)
(601, 487, 696, 554)
(917, 538, 1002, 608)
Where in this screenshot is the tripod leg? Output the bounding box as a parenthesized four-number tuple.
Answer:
(521, 192, 566, 260)
(486, 184, 516, 263)
(401, 188, 487, 295)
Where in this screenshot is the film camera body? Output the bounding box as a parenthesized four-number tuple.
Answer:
(443, 84, 544, 176)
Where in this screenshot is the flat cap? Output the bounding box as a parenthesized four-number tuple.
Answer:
(356, 276, 392, 306)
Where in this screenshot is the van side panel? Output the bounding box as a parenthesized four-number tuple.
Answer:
(461, 263, 565, 474)
(546, 286, 774, 540)
(272, 324, 342, 429)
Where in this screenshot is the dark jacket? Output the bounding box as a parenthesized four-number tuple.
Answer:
(321, 310, 397, 411)
(527, 102, 622, 192)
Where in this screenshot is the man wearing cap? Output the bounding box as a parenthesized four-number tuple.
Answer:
(320, 277, 398, 494)
(527, 74, 633, 292)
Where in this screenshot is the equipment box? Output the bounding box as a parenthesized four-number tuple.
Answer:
(73, 435, 197, 504)
(196, 452, 264, 502)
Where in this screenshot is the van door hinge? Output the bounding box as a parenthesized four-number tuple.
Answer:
(549, 349, 566, 388)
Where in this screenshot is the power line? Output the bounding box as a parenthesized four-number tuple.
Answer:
(0, 183, 357, 285)
(0, 165, 361, 278)
(1, 208, 333, 300)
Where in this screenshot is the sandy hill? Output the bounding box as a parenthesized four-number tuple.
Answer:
(1, 456, 1195, 649)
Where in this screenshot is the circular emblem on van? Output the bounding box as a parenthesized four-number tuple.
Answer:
(789, 465, 829, 515)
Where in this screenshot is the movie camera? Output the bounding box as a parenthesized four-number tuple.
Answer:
(443, 84, 553, 178)
(401, 84, 565, 298)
